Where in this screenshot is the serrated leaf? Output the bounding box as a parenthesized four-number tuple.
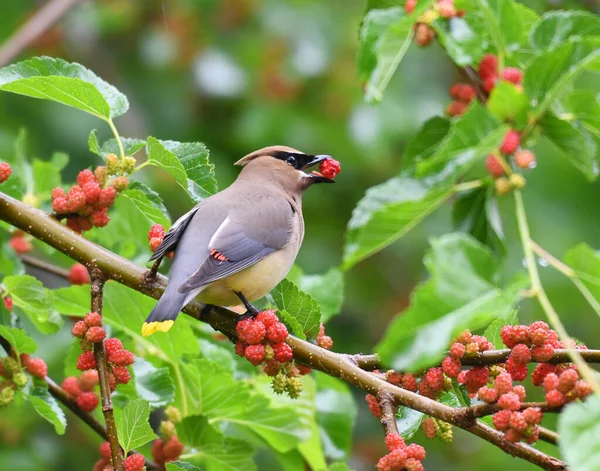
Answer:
(315, 373, 356, 461)
(177, 416, 256, 471)
(484, 309, 518, 349)
(115, 399, 157, 453)
(540, 112, 598, 180)
(432, 13, 488, 66)
(401, 116, 450, 171)
(358, 8, 412, 103)
(52, 285, 90, 316)
(166, 462, 202, 471)
(376, 233, 523, 372)
(558, 395, 600, 471)
(122, 181, 171, 228)
(395, 406, 424, 440)
(277, 310, 306, 340)
(3, 275, 62, 334)
(296, 268, 344, 323)
(452, 186, 505, 255)
(88, 131, 145, 159)
(0, 326, 36, 355)
(530, 11, 600, 52)
(28, 387, 66, 435)
(487, 81, 530, 130)
(268, 279, 321, 340)
(342, 177, 453, 270)
(0, 57, 128, 119)
(525, 38, 600, 121)
(132, 357, 175, 408)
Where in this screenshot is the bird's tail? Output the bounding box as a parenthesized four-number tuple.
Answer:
(142, 292, 187, 336)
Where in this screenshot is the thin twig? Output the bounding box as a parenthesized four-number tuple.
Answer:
(90, 269, 123, 471)
(19, 253, 70, 279)
(378, 391, 399, 436)
(538, 427, 559, 446)
(457, 402, 562, 421)
(0, 192, 568, 471)
(0, 0, 82, 67)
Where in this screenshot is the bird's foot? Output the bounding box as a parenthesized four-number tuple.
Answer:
(234, 291, 261, 322)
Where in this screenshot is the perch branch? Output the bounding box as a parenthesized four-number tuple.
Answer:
(0, 192, 568, 471)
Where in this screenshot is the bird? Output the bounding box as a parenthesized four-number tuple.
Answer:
(142, 145, 336, 336)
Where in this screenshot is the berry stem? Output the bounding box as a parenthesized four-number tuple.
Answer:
(89, 269, 124, 471)
(377, 391, 400, 436)
(537, 426, 559, 446)
(530, 240, 600, 320)
(107, 118, 126, 160)
(514, 189, 600, 396)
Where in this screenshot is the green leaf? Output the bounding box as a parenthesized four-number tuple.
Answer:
(88, 131, 145, 159)
(32, 154, 66, 200)
(484, 309, 518, 349)
(530, 11, 600, 52)
(329, 464, 354, 471)
(342, 177, 453, 270)
(376, 233, 523, 372)
(415, 103, 507, 179)
(470, 0, 527, 58)
(432, 12, 488, 66)
(3, 275, 62, 334)
(146, 138, 217, 202)
(558, 395, 600, 471)
(0, 57, 128, 119)
(177, 416, 256, 471)
(487, 81, 530, 130)
(452, 186, 505, 255)
(564, 243, 600, 299)
(566, 90, 600, 137)
(115, 399, 157, 453)
(28, 387, 66, 435)
(277, 310, 306, 340)
(52, 285, 90, 317)
(268, 279, 321, 340)
(122, 181, 171, 229)
(401, 117, 451, 171)
(358, 8, 413, 103)
(183, 359, 307, 452)
(166, 462, 202, 471)
(395, 406, 424, 440)
(525, 38, 600, 121)
(540, 112, 598, 180)
(296, 268, 344, 323)
(132, 357, 175, 408)
(315, 373, 356, 461)
(0, 326, 37, 355)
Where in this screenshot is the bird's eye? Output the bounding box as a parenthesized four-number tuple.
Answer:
(286, 156, 297, 167)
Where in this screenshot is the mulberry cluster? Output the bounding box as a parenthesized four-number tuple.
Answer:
(66, 313, 134, 412)
(377, 432, 426, 471)
(235, 310, 310, 398)
(406, 0, 463, 48)
(446, 83, 476, 117)
(421, 417, 453, 443)
(0, 352, 48, 406)
(51, 155, 133, 233)
(151, 406, 185, 467)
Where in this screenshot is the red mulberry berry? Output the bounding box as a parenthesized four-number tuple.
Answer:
(3, 297, 12, 312)
(543, 373, 559, 392)
(317, 335, 333, 350)
(62, 376, 82, 398)
(234, 340, 246, 357)
(546, 389, 565, 407)
(77, 391, 99, 412)
(523, 407, 543, 425)
(414, 23, 435, 47)
(509, 344, 532, 364)
(514, 150, 535, 169)
(513, 385, 526, 401)
(94, 166, 107, 185)
(500, 130, 520, 155)
(509, 412, 528, 432)
(450, 342, 465, 360)
(386, 370, 402, 385)
(405, 0, 417, 13)
(85, 312, 103, 327)
(500, 326, 517, 348)
(442, 357, 461, 378)
(574, 380, 592, 399)
(10, 236, 32, 254)
(498, 392, 521, 411)
(502, 67, 523, 85)
(256, 310, 279, 328)
(531, 344, 554, 362)
(52, 197, 69, 214)
(404, 458, 424, 471)
(385, 432, 405, 451)
(86, 326, 106, 343)
(455, 330, 472, 344)
(67, 186, 86, 212)
(69, 264, 90, 285)
(366, 394, 381, 418)
(82, 181, 101, 205)
(495, 372, 513, 395)
(99, 441, 111, 458)
(244, 321, 266, 345)
(425, 367, 444, 392)
(266, 323, 288, 343)
(151, 439, 165, 464)
(123, 454, 145, 471)
(273, 342, 293, 363)
(108, 349, 135, 366)
(244, 344, 266, 366)
(148, 224, 165, 240)
(72, 320, 88, 338)
(112, 365, 131, 384)
(26, 358, 48, 378)
(318, 158, 341, 180)
(558, 369, 579, 393)
(78, 370, 99, 392)
(98, 187, 117, 208)
(478, 386, 497, 404)
(422, 417, 437, 439)
(532, 363, 556, 386)
(504, 428, 522, 443)
(149, 237, 162, 252)
(0, 162, 12, 183)
(77, 351, 96, 371)
(163, 435, 184, 461)
(492, 410, 511, 431)
(446, 100, 468, 117)
(485, 154, 504, 178)
(506, 359, 528, 381)
(263, 359, 281, 376)
(483, 77, 497, 93)
(77, 169, 96, 186)
(112, 176, 129, 192)
(104, 338, 123, 357)
(401, 374, 418, 392)
(478, 54, 498, 80)
(405, 443, 426, 461)
(90, 208, 110, 228)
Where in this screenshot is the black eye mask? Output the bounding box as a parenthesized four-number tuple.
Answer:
(272, 151, 330, 171)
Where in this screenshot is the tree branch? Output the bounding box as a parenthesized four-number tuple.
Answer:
(89, 269, 123, 471)
(0, 0, 82, 67)
(378, 391, 399, 436)
(457, 402, 562, 421)
(19, 253, 70, 279)
(0, 192, 568, 471)
(538, 427, 559, 447)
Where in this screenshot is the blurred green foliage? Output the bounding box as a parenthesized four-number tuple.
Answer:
(0, 0, 599, 470)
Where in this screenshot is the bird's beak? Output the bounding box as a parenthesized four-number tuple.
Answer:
(301, 154, 335, 184)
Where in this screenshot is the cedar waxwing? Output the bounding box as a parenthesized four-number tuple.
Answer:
(142, 145, 336, 336)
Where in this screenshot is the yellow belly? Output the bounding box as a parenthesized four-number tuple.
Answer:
(196, 248, 295, 306)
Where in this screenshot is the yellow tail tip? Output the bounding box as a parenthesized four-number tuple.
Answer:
(142, 320, 175, 336)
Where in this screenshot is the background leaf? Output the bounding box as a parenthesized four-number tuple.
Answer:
(28, 387, 66, 435)
(395, 406, 424, 440)
(295, 268, 344, 323)
(131, 357, 175, 408)
(558, 395, 600, 471)
(114, 399, 157, 453)
(0, 325, 37, 355)
(0, 57, 128, 119)
(530, 11, 600, 52)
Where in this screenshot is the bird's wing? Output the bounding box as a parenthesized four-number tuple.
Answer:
(177, 196, 293, 293)
(149, 206, 201, 261)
